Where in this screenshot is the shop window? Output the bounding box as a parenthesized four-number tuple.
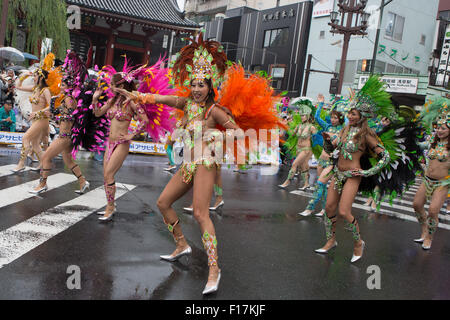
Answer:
(385, 12, 405, 42)
(263, 28, 289, 48)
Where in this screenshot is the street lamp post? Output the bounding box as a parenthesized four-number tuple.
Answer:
(329, 0, 370, 94)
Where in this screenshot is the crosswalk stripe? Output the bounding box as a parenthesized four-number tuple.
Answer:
(350, 202, 450, 231)
(0, 164, 31, 177)
(0, 173, 77, 209)
(0, 183, 136, 269)
(290, 190, 450, 228)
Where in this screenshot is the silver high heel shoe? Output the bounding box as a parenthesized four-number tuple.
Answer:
(98, 208, 116, 221)
(160, 246, 192, 262)
(413, 238, 424, 243)
(202, 270, 221, 295)
(29, 185, 48, 194)
(75, 181, 90, 194)
(314, 241, 338, 254)
(209, 201, 224, 211)
(12, 167, 26, 173)
(351, 241, 365, 263)
(183, 207, 194, 212)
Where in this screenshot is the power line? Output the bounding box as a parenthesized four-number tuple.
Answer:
(311, 55, 335, 73)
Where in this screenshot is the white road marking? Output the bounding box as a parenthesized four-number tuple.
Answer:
(0, 164, 31, 177)
(0, 173, 77, 209)
(0, 183, 136, 268)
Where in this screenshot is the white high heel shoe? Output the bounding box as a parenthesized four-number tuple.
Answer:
(298, 210, 312, 217)
(351, 241, 365, 263)
(183, 207, 194, 212)
(75, 181, 90, 194)
(413, 238, 424, 243)
(202, 271, 221, 295)
(160, 246, 192, 262)
(209, 201, 224, 211)
(315, 209, 325, 217)
(314, 241, 338, 254)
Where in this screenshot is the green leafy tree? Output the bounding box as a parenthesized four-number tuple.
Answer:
(1, 0, 70, 59)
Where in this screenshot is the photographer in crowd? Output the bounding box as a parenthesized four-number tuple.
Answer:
(0, 99, 16, 132)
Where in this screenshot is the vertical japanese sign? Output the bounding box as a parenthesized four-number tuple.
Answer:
(435, 24, 450, 86)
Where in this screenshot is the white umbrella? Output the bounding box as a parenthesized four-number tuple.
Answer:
(0, 47, 25, 62)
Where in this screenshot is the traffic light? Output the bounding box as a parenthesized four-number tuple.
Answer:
(329, 77, 339, 95)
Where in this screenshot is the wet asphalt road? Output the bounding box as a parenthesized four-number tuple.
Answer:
(0, 146, 449, 300)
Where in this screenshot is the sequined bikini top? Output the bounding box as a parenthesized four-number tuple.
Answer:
(55, 96, 75, 123)
(338, 126, 363, 160)
(298, 123, 313, 140)
(29, 87, 47, 105)
(428, 142, 448, 162)
(107, 101, 133, 122)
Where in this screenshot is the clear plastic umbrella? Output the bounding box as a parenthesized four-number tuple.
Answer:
(0, 47, 25, 61)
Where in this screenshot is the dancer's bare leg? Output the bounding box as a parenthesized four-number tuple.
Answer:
(317, 177, 340, 251)
(280, 151, 311, 187)
(157, 170, 193, 256)
(61, 146, 87, 189)
(33, 138, 69, 190)
(338, 177, 364, 258)
(192, 165, 220, 287)
(102, 142, 130, 217)
(212, 166, 223, 207)
(14, 120, 47, 170)
(423, 186, 447, 248)
(413, 183, 428, 241)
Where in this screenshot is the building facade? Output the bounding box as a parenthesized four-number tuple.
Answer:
(304, 0, 439, 106)
(185, 0, 308, 22)
(203, 1, 313, 95)
(428, 0, 450, 97)
(66, 0, 199, 70)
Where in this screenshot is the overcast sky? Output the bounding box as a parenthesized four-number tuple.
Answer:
(177, 0, 185, 11)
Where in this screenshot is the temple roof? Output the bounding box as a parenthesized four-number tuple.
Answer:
(67, 0, 199, 29)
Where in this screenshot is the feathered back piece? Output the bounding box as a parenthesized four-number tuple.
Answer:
(62, 50, 87, 97)
(420, 96, 450, 131)
(218, 64, 285, 132)
(71, 72, 110, 158)
(170, 32, 228, 88)
(134, 57, 177, 141)
(102, 56, 177, 142)
(349, 75, 394, 119)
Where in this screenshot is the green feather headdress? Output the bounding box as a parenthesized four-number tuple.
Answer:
(349, 75, 394, 119)
(293, 99, 313, 116)
(420, 96, 450, 131)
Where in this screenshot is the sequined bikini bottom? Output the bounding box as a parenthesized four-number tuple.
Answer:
(180, 158, 218, 184)
(106, 138, 130, 162)
(423, 175, 450, 200)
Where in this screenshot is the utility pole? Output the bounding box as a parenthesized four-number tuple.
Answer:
(329, 0, 370, 95)
(370, 0, 393, 74)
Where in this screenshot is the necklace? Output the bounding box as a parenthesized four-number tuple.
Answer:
(186, 100, 206, 121)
